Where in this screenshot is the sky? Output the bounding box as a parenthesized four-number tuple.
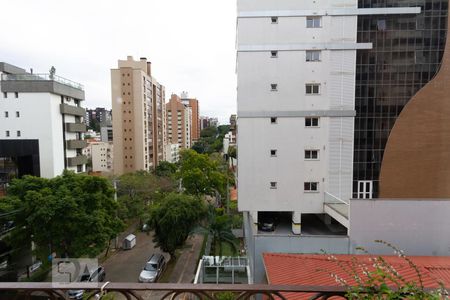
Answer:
(0, 0, 237, 124)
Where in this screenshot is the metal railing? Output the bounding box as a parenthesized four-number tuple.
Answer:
(0, 282, 349, 299)
(1, 73, 84, 91)
(324, 192, 349, 205)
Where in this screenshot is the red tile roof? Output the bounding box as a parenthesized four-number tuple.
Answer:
(263, 253, 450, 300)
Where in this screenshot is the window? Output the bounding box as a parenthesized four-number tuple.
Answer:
(271, 17, 278, 24)
(271, 84, 278, 91)
(305, 117, 319, 127)
(306, 50, 321, 62)
(17, 131, 21, 137)
(5, 131, 10, 137)
(4, 111, 8, 118)
(271, 51, 278, 58)
(16, 111, 19, 118)
(270, 117, 277, 124)
(305, 84, 320, 94)
(306, 16, 321, 28)
(305, 150, 319, 160)
(270, 149, 277, 157)
(14, 92, 18, 98)
(304, 182, 319, 192)
(270, 182, 277, 189)
(3, 92, 6, 98)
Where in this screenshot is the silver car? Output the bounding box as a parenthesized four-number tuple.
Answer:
(138, 254, 166, 283)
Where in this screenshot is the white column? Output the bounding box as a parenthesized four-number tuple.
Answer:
(250, 211, 258, 233)
(292, 211, 301, 235)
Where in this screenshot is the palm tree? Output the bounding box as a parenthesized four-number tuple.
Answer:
(193, 205, 237, 263)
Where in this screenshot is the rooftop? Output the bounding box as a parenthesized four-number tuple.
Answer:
(1, 73, 84, 91)
(263, 253, 450, 299)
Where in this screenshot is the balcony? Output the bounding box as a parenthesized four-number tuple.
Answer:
(66, 139, 87, 149)
(0, 282, 349, 299)
(65, 123, 86, 133)
(67, 155, 88, 167)
(60, 104, 85, 117)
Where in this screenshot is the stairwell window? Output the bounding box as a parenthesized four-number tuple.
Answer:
(270, 149, 277, 157)
(4, 111, 8, 118)
(306, 50, 321, 62)
(17, 131, 21, 137)
(305, 117, 319, 127)
(5, 131, 10, 137)
(304, 182, 319, 192)
(270, 117, 277, 124)
(16, 111, 20, 118)
(271, 51, 278, 58)
(271, 17, 278, 24)
(306, 83, 320, 94)
(306, 16, 321, 28)
(271, 84, 278, 91)
(270, 182, 278, 189)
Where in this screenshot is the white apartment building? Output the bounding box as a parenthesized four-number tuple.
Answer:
(84, 141, 113, 173)
(237, 0, 368, 235)
(165, 143, 180, 163)
(0, 62, 87, 179)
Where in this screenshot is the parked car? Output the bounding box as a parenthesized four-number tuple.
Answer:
(138, 254, 166, 283)
(258, 219, 275, 232)
(68, 266, 106, 299)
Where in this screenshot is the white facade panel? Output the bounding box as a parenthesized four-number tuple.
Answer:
(238, 0, 356, 12)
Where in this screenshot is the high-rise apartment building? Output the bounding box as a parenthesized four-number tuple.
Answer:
(111, 56, 166, 175)
(85, 107, 112, 128)
(0, 62, 87, 180)
(180, 91, 200, 142)
(166, 94, 192, 149)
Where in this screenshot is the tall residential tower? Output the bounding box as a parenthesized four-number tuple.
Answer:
(111, 56, 166, 175)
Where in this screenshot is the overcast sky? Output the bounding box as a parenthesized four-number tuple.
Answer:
(0, 0, 237, 124)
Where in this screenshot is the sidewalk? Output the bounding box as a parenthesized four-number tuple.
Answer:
(169, 234, 204, 283)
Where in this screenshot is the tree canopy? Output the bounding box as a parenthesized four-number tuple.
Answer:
(177, 150, 228, 197)
(147, 193, 206, 258)
(1, 171, 124, 259)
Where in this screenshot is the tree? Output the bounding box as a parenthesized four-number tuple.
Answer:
(200, 126, 218, 138)
(2, 171, 124, 260)
(116, 171, 159, 222)
(194, 206, 237, 259)
(228, 146, 237, 159)
(178, 150, 228, 197)
(154, 161, 177, 178)
(147, 193, 206, 259)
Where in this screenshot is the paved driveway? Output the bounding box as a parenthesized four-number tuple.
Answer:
(103, 231, 164, 282)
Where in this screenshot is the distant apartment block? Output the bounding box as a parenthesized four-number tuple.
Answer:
(83, 141, 113, 173)
(166, 94, 192, 149)
(200, 116, 219, 130)
(180, 91, 200, 142)
(165, 143, 180, 163)
(85, 107, 112, 128)
(100, 125, 113, 142)
(0, 62, 87, 182)
(111, 56, 167, 175)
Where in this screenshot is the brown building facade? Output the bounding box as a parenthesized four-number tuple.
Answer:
(180, 92, 200, 142)
(166, 94, 192, 149)
(111, 56, 166, 175)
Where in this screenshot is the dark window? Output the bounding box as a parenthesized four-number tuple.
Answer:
(14, 92, 18, 98)
(306, 84, 320, 94)
(304, 182, 318, 191)
(4, 111, 8, 118)
(270, 149, 277, 156)
(306, 16, 321, 28)
(270, 117, 277, 124)
(305, 117, 319, 127)
(271, 17, 278, 24)
(16, 111, 19, 118)
(306, 50, 321, 62)
(305, 150, 319, 159)
(271, 84, 278, 91)
(270, 182, 277, 189)
(271, 51, 278, 58)
(3, 92, 7, 98)
(5, 131, 10, 137)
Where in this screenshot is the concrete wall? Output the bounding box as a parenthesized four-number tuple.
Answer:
(349, 199, 450, 256)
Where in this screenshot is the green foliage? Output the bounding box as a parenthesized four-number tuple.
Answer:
(200, 126, 218, 138)
(193, 125, 229, 154)
(154, 161, 177, 178)
(3, 171, 124, 260)
(193, 206, 237, 258)
(116, 171, 177, 222)
(148, 193, 206, 259)
(178, 150, 228, 197)
(215, 292, 236, 300)
(326, 241, 448, 300)
(217, 125, 230, 136)
(228, 146, 237, 159)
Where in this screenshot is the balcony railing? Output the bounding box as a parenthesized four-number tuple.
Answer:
(0, 282, 349, 299)
(1, 73, 84, 91)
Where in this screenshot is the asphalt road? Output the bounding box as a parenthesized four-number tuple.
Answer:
(103, 231, 164, 283)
